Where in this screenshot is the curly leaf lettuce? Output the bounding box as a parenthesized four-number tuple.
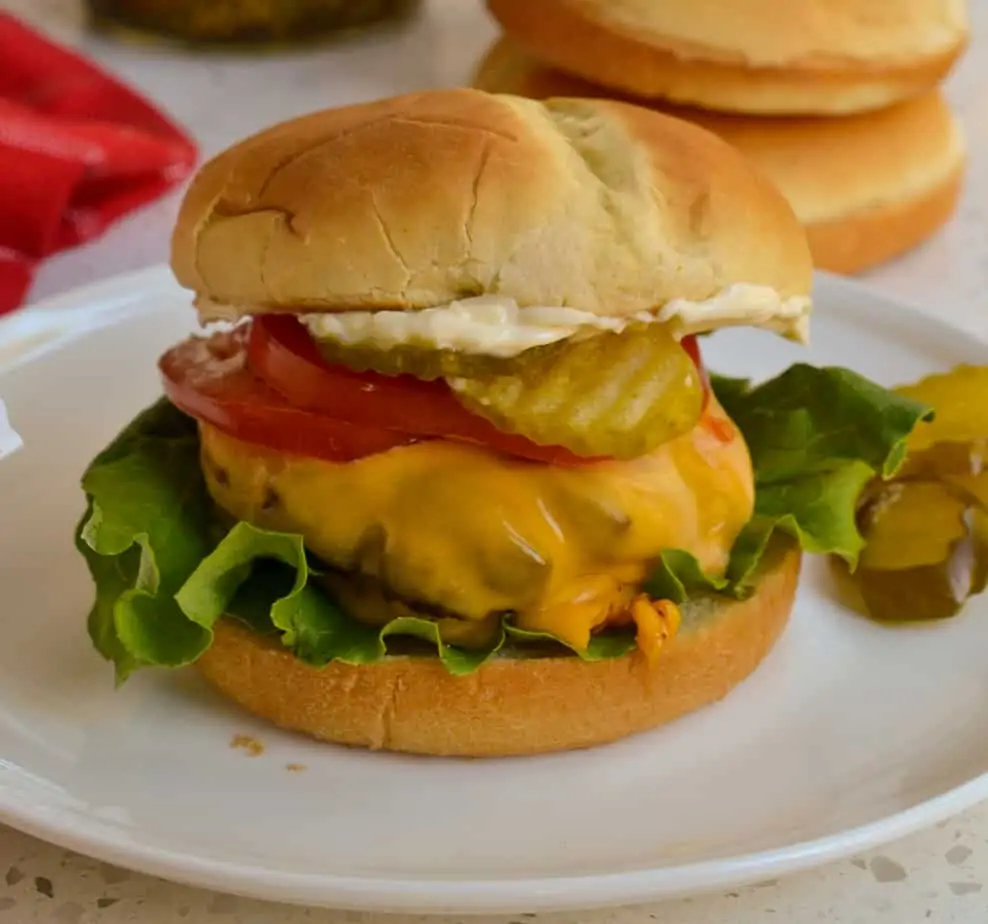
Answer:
(714, 365, 931, 483)
(76, 399, 213, 681)
(727, 462, 878, 586)
(75, 401, 641, 675)
(76, 365, 932, 678)
(179, 521, 645, 671)
(711, 367, 932, 588)
(645, 548, 728, 604)
(176, 522, 498, 676)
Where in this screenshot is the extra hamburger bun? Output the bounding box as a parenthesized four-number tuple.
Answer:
(170, 88, 811, 319)
(485, 0, 968, 115)
(474, 39, 966, 275)
(196, 543, 801, 757)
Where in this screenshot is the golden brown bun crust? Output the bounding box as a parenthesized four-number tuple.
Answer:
(485, 0, 967, 115)
(171, 88, 811, 317)
(195, 545, 800, 757)
(806, 164, 962, 275)
(474, 41, 966, 274)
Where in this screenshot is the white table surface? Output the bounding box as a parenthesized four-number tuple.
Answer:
(2, 0, 987, 921)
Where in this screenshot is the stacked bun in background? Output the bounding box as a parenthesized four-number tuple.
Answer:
(475, 0, 969, 274)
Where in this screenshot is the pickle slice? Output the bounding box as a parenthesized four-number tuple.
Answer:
(847, 364, 988, 623)
(314, 339, 516, 381)
(897, 440, 988, 508)
(898, 365, 988, 452)
(897, 440, 988, 479)
(859, 481, 968, 570)
(449, 326, 705, 459)
(855, 480, 988, 622)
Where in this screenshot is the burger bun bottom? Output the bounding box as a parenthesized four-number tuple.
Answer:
(196, 543, 801, 757)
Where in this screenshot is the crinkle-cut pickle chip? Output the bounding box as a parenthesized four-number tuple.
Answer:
(898, 364, 988, 453)
(449, 325, 705, 460)
(855, 480, 988, 622)
(314, 340, 515, 381)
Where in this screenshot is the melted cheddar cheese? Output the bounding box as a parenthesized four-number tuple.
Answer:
(629, 598, 683, 667)
(199, 398, 753, 651)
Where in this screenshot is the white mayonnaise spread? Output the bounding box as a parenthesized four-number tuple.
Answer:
(297, 284, 811, 357)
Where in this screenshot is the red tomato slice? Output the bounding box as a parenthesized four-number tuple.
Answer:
(681, 334, 711, 411)
(159, 328, 420, 462)
(681, 335, 702, 375)
(246, 315, 600, 466)
(161, 320, 713, 466)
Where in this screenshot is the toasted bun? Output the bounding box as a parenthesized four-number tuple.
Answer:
(475, 40, 966, 274)
(485, 0, 967, 115)
(171, 88, 811, 319)
(195, 544, 800, 757)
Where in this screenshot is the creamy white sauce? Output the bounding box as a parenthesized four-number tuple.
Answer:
(658, 285, 811, 342)
(298, 285, 811, 357)
(0, 398, 22, 461)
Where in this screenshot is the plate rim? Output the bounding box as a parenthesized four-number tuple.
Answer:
(0, 265, 176, 374)
(2, 773, 988, 914)
(1, 265, 987, 914)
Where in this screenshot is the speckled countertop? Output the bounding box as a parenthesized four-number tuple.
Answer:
(2, 0, 988, 921)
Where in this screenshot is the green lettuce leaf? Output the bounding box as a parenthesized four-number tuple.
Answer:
(504, 624, 636, 660)
(645, 548, 728, 603)
(713, 367, 932, 577)
(76, 363, 932, 679)
(76, 405, 634, 677)
(176, 522, 499, 676)
(712, 365, 932, 483)
(76, 399, 214, 681)
(727, 461, 877, 585)
(643, 368, 933, 597)
(177, 520, 643, 671)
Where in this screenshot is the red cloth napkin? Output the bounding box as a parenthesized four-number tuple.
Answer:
(0, 13, 197, 313)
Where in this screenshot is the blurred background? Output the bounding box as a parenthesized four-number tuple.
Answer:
(1, 0, 984, 317)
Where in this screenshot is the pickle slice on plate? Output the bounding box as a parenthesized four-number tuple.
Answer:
(896, 440, 988, 508)
(845, 364, 988, 623)
(449, 326, 704, 459)
(897, 365, 988, 452)
(897, 440, 988, 479)
(854, 480, 988, 622)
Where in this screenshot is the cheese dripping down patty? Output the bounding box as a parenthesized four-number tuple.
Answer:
(196, 284, 811, 359)
(198, 396, 754, 651)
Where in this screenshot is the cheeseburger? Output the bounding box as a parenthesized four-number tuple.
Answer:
(76, 89, 928, 757)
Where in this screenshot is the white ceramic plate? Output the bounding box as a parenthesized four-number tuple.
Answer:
(1, 267, 987, 915)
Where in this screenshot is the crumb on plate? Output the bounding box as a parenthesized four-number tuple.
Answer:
(230, 734, 264, 756)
